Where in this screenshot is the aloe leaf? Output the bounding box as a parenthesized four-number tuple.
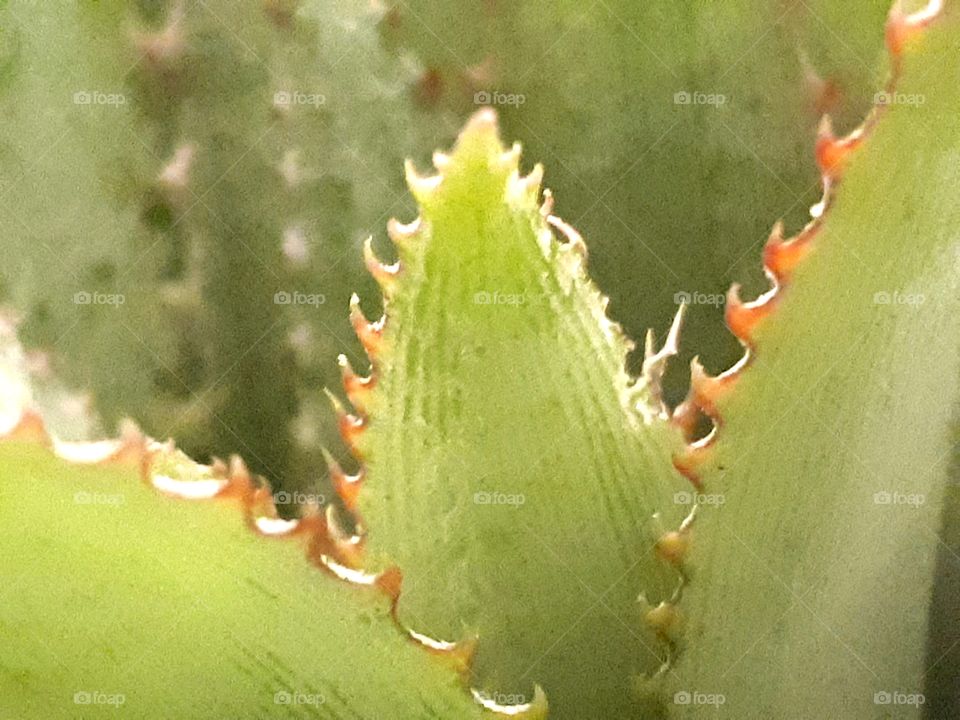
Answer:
(664, 3, 960, 716)
(382, 0, 893, 402)
(339, 110, 692, 718)
(0, 341, 491, 718)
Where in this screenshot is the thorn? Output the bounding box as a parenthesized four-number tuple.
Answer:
(409, 630, 479, 678)
(497, 141, 522, 172)
(375, 566, 403, 609)
(508, 164, 543, 205)
(324, 388, 367, 451)
(636, 304, 686, 418)
(413, 68, 443, 108)
(886, 0, 942, 56)
(210, 456, 229, 477)
(645, 601, 682, 640)
(539, 189, 556, 218)
(462, 55, 497, 93)
(672, 442, 713, 490)
(475, 685, 549, 719)
(363, 237, 401, 291)
(338, 354, 376, 411)
(323, 504, 364, 568)
(263, 0, 299, 29)
(216, 454, 257, 502)
(725, 283, 777, 346)
(349, 293, 385, 359)
(322, 448, 364, 512)
(643, 304, 686, 378)
(133, 3, 186, 67)
(229, 454, 252, 486)
(432, 151, 451, 171)
(152, 472, 228, 499)
(404, 159, 442, 200)
(671, 398, 701, 441)
(112, 419, 147, 465)
(688, 357, 735, 419)
(655, 529, 691, 567)
(2, 409, 50, 445)
(279, 150, 302, 189)
(387, 216, 422, 246)
(815, 116, 863, 179)
(158, 143, 194, 192)
(799, 49, 842, 117)
(763, 221, 815, 283)
(546, 214, 588, 258)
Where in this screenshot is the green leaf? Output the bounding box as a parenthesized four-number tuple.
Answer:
(382, 0, 893, 403)
(0, 361, 490, 717)
(665, 4, 960, 716)
(347, 110, 691, 718)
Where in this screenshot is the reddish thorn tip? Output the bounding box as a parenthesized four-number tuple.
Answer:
(763, 221, 814, 283)
(725, 284, 777, 346)
(815, 116, 863, 178)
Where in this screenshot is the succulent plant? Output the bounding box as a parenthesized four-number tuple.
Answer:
(1, 0, 957, 718)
